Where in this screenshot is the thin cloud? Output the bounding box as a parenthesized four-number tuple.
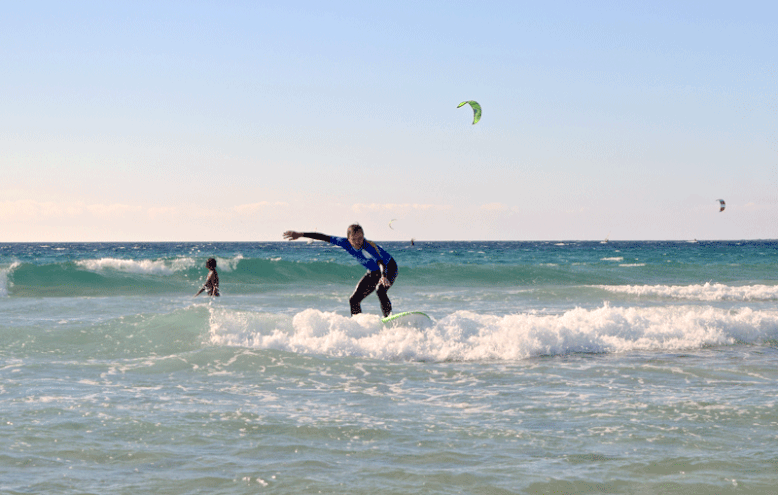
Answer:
(86, 204, 143, 218)
(351, 203, 453, 213)
(233, 202, 289, 214)
(0, 200, 84, 219)
(480, 202, 509, 212)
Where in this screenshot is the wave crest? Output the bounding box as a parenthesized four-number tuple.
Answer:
(598, 283, 778, 301)
(207, 305, 778, 362)
(0, 262, 21, 297)
(76, 257, 196, 275)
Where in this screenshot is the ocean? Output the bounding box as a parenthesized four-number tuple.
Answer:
(2, 240, 777, 494)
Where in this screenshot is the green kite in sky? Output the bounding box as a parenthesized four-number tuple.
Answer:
(457, 100, 481, 125)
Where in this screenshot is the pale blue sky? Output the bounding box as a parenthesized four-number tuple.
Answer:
(2, 1, 776, 241)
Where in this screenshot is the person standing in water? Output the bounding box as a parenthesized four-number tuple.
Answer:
(194, 258, 220, 297)
(283, 224, 397, 317)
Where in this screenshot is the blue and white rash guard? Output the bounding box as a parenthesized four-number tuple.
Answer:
(329, 236, 393, 272)
(300, 232, 393, 272)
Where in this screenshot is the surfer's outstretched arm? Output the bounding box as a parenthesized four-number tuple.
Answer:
(283, 231, 330, 242)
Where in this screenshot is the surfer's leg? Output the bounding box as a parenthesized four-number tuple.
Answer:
(376, 259, 398, 317)
(349, 271, 381, 315)
(376, 285, 391, 317)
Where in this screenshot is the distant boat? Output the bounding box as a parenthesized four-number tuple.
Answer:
(601, 232, 610, 244)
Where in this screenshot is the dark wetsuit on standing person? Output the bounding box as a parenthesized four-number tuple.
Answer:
(194, 258, 220, 298)
(300, 232, 398, 317)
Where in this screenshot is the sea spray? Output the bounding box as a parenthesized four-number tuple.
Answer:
(597, 282, 778, 301)
(0, 262, 20, 297)
(206, 305, 778, 362)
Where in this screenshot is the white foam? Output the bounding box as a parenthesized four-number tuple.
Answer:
(170, 257, 197, 272)
(76, 257, 196, 275)
(207, 304, 778, 362)
(0, 262, 20, 297)
(214, 254, 243, 272)
(598, 283, 778, 301)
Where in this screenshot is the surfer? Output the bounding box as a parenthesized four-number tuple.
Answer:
(194, 258, 220, 297)
(283, 224, 397, 317)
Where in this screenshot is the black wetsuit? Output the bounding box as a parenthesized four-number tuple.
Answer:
(302, 233, 398, 317)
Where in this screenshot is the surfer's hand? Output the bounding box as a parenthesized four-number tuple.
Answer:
(379, 276, 392, 288)
(283, 231, 302, 241)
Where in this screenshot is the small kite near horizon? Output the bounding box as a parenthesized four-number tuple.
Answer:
(717, 199, 726, 212)
(389, 219, 398, 230)
(457, 100, 481, 125)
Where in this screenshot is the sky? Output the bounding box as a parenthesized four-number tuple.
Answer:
(2, 1, 777, 241)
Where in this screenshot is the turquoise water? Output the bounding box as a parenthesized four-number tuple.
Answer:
(2, 241, 778, 493)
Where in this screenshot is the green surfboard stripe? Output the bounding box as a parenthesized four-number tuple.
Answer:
(381, 311, 431, 324)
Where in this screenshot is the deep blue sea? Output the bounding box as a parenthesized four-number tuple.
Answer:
(2, 240, 778, 494)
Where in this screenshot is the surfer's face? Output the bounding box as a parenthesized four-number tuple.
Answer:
(348, 231, 364, 250)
